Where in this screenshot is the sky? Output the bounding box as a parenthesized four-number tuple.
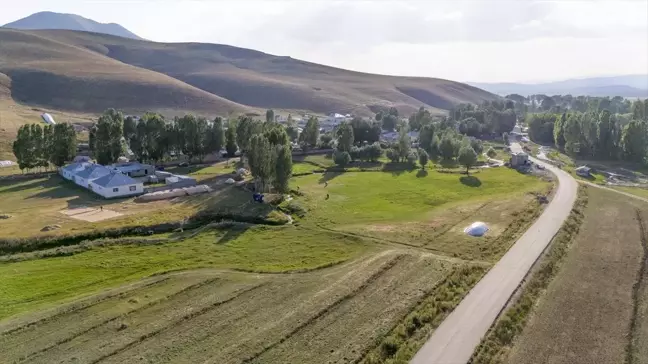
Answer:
(1, 0, 647, 83)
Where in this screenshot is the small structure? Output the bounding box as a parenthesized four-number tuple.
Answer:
(0, 160, 16, 168)
(88, 172, 144, 199)
(41, 113, 56, 125)
(510, 152, 529, 167)
(575, 166, 592, 177)
(165, 175, 196, 188)
(110, 162, 155, 178)
(464, 222, 489, 237)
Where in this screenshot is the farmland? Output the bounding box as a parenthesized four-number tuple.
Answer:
(502, 187, 648, 364)
(0, 165, 550, 363)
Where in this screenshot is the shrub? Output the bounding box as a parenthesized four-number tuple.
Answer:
(386, 148, 399, 163)
(407, 150, 418, 166)
(283, 200, 307, 217)
(486, 147, 497, 158)
(333, 151, 351, 167)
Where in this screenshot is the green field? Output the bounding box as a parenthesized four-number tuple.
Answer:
(0, 162, 550, 363)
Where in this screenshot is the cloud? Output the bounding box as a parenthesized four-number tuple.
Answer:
(248, 0, 605, 48)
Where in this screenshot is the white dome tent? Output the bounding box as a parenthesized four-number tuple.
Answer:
(464, 222, 489, 237)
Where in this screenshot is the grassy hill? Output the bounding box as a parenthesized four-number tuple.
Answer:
(3, 11, 143, 40)
(0, 28, 499, 160)
(0, 29, 497, 117)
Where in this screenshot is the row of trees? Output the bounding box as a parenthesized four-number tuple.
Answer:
(451, 102, 517, 137)
(13, 123, 77, 171)
(507, 94, 648, 117)
(528, 99, 648, 163)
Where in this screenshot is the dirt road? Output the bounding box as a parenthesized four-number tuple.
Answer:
(410, 143, 578, 364)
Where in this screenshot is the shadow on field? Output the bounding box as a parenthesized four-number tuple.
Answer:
(381, 162, 415, 176)
(216, 224, 251, 245)
(460, 175, 482, 187)
(416, 169, 428, 178)
(0, 178, 50, 193)
(319, 171, 344, 184)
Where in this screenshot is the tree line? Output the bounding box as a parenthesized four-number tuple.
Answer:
(527, 98, 648, 163)
(12, 123, 77, 172)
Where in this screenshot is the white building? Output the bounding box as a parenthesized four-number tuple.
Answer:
(41, 113, 56, 125)
(110, 162, 155, 178)
(59, 162, 90, 180)
(73, 164, 112, 188)
(88, 172, 144, 199)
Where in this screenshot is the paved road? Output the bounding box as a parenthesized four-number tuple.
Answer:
(410, 143, 578, 364)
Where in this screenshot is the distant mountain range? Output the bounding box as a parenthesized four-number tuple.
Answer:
(2, 11, 142, 40)
(470, 75, 648, 98)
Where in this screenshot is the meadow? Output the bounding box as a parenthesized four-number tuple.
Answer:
(0, 160, 551, 363)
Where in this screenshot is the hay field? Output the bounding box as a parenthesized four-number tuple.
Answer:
(506, 187, 648, 364)
(0, 250, 455, 364)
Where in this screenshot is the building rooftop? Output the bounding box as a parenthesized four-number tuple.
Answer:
(111, 162, 151, 173)
(92, 172, 140, 188)
(75, 164, 111, 179)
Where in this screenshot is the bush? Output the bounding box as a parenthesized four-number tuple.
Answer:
(333, 151, 351, 167)
(350, 146, 362, 161)
(386, 148, 399, 163)
(486, 147, 497, 158)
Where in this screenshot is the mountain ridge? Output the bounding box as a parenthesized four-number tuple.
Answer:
(2, 11, 143, 40)
(471, 74, 648, 97)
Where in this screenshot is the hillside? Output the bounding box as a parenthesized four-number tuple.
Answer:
(471, 75, 648, 97)
(3, 11, 142, 40)
(0, 28, 498, 118)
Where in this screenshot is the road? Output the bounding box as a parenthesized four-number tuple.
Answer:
(410, 143, 578, 364)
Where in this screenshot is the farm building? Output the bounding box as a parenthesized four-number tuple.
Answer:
(110, 162, 155, 177)
(73, 164, 112, 188)
(88, 172, 144, 199)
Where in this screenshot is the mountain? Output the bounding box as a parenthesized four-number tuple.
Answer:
(2, 11, 142, 40)
(0, 28, 498, 118)
(471, 75, 648, 97)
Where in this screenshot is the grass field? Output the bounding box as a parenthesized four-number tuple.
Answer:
(0, 175, 283, 237)
(0, 163, 550, 363)
(504, 187, 647, 364)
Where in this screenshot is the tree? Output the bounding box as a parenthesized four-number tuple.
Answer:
(42, 124, 54, 169)
(93, 109, 124, 165)
(397, 124, 411, 161)
(266, 109, 275, 123)
(50, 123, 77, 167)
(225, 120, 238, 157)
(30, 124, 45, 170)
(503, 132, 510, 145)
(336, 121, 354, 152)
(248, 134, 275, 192)
(632, 99, 646, 120)
(142, 113, 166, 163)
(458, 145, 477, 174)
(621, 119, 647, 163)
(333, 150, 351, 167)
(123, 116, 137, 141)
(553, 113, 566, 150)
(563, 113, 582, 155)
(408, 107, 432, 131)
(439, 134, 457, 160)
(459, 117, 482, 137)
(299, 116, 320, 151)
(527, 113, 556, 144)
(264, 124, 289, 146)
(418, 148, 429, 169)
(13, 125, 36, 171)
(379, 108, 399, 132)
(486, 147, 497, 158)
(319, 133, 334, 149)
(206, 117, 225, 156)
(418, 124, 435, 155)
(367, 122, 382, 144)
(597, 110, 616, 159)
(470, 138, 483, 155)
(273, 144, 292, 193)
